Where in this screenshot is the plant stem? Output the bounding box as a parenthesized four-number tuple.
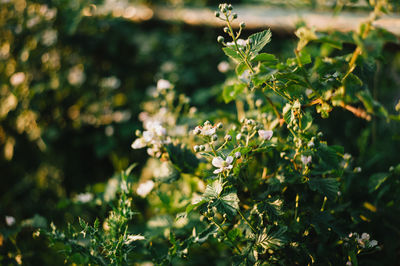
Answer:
(211, 217, 242, 254)
(238, 209, 257, 233)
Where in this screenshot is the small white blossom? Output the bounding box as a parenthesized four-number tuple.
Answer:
(234, 152, 241, 158)
(258, 130, 273, 140)
(194, 124, 217, 137)
(10, 72, 25, 86)
(5, 216, 15, 226)
(368, 239, 378, 248)
(136, 180, 155, 197)
(301, 155, 312, 165)
(217, 61, 230, 73)
(354, 167, 362, 173)
(74, 192, 94, 203)
(157, 79, 172, 91)
(236, 133, 242, 140)
(212, 156, 234, 174)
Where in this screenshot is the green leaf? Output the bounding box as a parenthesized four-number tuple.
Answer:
(368, 172, 389, 193)
(308, 178, 339, 199)
(166, 143, 199, 174)
(203, 179, 224, 200)
(357, 90, 389, 119)
(223, 47, 243, 63)
(222, 83, 246, 103)
(219, 192, 240, 216)
(251, 53, 277, 64)
(235, 62, 247, 76)
(256, 226, 286, 251)
(249, 29, 272, 54)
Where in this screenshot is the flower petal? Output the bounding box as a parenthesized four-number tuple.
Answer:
(226, 156, 234, 164)
(213, 168, 222, 174)
(212, 157, 225, 168)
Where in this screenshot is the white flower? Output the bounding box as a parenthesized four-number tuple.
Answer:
(157, 79, 172, 91)
(258, 130, 273, 140)
(131, 138, 147, 149)
(125, 234, 145, 244)
(368, 239, 378, 248)
(74, 192, 93, 203)
(217, 61, 230, 73)
(236, 133, 242, 140)
(301, 155, 312, 165)
(201, 124, 216, 136)
(5, 216, 15, 226)
(10, 72, 25, 86)
(212, 156, 234, 174)
(136, 180, 155, 197)
(361, 233, 370, 241)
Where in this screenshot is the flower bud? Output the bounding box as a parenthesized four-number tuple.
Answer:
(212, 134, 218, 141)
(215, 11, 220, 17)
(241, 126, 248, 133)
(199, 145, 205, 151)
(223, 27, 229, 33)
(193, 127, 201, 135)
(224, 135, 232, 141)
(217, 122, 223, 129)
(240, 22, 246, 29)
(227, 4, 233, 10)
(204, 120, 211, 126)
(135, 130, 142, 137)
(217, 36, 225, 43)
(236, 133, 242, 140)
(235, 152, 241, 159)
(255, 99, 263, 107)
(232, 13, 238, 19)
(194, 145, 200, 152)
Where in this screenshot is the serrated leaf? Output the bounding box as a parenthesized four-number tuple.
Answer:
(357, 90, 389, 119)
(308, 178, 339, 199)
(219, 192, 240, 215)
(249, 29, 272, 54)
(223, 47, 243, 63)
(256, 226, 286, 251)
(203, 179, 224, 200)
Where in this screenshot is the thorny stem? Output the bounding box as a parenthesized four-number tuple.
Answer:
(238, 208, 257, 233)
(211, 217, 242, 254)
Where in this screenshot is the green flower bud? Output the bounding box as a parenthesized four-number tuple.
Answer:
(240, 22, 246, 29)
(212, 134, 218, 141)
(135, 129, 142, 137)
(227, 4, 233, 10)
(194, 145, 200, 152)
(223, 27, 229, 33)
(232, 13, 238, 19)
(217, 36, 225, 43)
(224, 135, 232, 141)
(199, 145, 205, 151)
(215, 11, 220, 17)
(217, 122, 223, 129)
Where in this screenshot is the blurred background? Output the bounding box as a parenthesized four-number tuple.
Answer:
(1, 0, 399, 264)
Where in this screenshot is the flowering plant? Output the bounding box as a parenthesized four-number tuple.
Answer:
(44, 2, 400, 265)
